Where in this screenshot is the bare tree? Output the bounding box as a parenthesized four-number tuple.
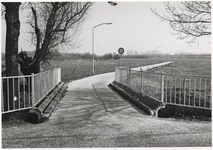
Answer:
(150, 1, 211, 43)
(18, 2, 93, 75)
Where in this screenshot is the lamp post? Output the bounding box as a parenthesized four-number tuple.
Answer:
(155, 46, 162, 64)
(92, 23, 112, 75)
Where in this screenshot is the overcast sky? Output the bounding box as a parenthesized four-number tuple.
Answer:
(1, 1, 211, 55)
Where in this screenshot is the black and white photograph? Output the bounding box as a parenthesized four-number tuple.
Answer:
(1, 0, 212, 148)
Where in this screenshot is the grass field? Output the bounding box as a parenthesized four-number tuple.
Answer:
(153, 57, 211, 76)
(44, 57, 211, 83)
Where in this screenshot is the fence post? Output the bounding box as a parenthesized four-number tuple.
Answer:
(1, 80, 4, 112)
(140, 68, 143, 93)
(119, 68, 122, 82)
(31, 73, 35, 107)
(54, 68, 57, 87)
(52, 68, 55, 88)
(58, 67, 61, 83)
(161, 72, 165, 103)
(128, 67, 131, 88)
(115, 67, 117, 82)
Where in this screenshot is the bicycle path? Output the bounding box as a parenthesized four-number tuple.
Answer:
(2, 62, 211, 148)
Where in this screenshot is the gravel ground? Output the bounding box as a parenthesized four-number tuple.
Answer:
(2, 63, 212, 148)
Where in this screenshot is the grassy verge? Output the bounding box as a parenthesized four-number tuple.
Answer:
(2, 109, 31, 128)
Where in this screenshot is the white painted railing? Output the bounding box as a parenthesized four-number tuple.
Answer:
(1, 68, 61, 114)
(115, 66, 211, 109)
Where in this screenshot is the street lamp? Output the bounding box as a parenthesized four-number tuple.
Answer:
(92, 22, 112, 75)
(155, 46, 162, 64)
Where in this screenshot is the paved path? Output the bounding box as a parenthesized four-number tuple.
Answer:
(2, 62, 211, 148)
(131, 61, 172, 71)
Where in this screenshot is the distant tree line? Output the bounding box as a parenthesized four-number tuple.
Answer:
(2, 51, 210, 63)
(51, 52, 121, 61)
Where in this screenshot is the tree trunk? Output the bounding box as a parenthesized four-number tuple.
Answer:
(4, 2, 21, 76)
(3, 2, 21, 111)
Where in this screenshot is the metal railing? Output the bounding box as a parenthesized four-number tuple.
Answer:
(1, 68, 61, 114)
(164, 74, 211, 109)
(115, 66, 130, 84)
(115, 67, 211, 109)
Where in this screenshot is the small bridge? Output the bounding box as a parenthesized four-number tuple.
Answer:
(2, 62, 212, 147)
(113, 62, 211, 118)
(1, 68, 65, 123)
(1, 62, 211, 123)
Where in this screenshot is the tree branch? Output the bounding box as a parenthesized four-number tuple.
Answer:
(150, 1, 211, 43)
(31, 6, 40, 51)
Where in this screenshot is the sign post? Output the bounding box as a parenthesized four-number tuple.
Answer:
(118, 47, 124, 67)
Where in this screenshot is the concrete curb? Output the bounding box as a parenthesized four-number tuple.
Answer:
(26, 82, 66, 124)
(109, 83, 151, 115)
(43, 85, 67, 118)
(109, 81, 165, 117)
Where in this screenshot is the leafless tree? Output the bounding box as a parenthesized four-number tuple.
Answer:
(18, 2, 93, 75)
(150, 1, 211, 43)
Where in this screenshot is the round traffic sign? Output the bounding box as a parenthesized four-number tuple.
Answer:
(118, 47, 124, 54)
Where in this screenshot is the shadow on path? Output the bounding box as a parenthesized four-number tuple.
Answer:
(50, 82, 148, 129)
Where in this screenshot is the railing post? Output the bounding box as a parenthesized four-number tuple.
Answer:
(58, 67, 61, 83)
(128, 67, 131, 88)
(54, 68, 56, 87)
(120, 68, 122, 83)
(140, 68, 143, 93)
(31, 73, 35, 107)
(1, 79, 4, 112)
(161, 72, 165, 103)
(52, 68, 55, 88)
(115, 67, 117, 82)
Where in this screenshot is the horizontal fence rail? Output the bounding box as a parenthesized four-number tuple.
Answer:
(1, 68, 61, 114)
(115, 66, 211, 110)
